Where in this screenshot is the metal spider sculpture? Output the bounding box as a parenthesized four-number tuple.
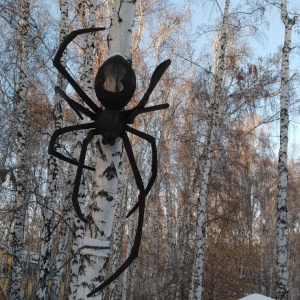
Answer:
(48, 28, 171, 297)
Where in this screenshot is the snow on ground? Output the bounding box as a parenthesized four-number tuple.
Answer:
(239, 294, 274, 300)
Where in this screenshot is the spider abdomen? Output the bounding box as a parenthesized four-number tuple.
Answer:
(96, 109, 125, 145)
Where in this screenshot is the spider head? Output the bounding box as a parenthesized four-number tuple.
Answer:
(95, 55, 136, 111)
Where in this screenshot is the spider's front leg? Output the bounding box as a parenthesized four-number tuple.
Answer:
(55, 87, 97, 121)
(135, 59, 171, 109)
(87, 132, 146, 297)
(53, 27, 105, 114)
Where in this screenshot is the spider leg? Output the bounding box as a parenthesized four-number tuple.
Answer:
(55, 87, 97, 121)
(124, 125, 157, 218)
(87, 132, 145, 298)
(48, 123, 96, 171)
(125, 103, 169, 124)
(134, 59, 171, 109)
(54, 28, 105, 113)
(72, 130, 95, 222)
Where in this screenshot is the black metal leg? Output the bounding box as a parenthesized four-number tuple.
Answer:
(125, 125, 157, 217)
(87, 132, 146, 297)
(48, 123, 96, 171)
(134, 59, 171, 109)
(125, 104, 169, 124)
(72, 130, 95, 222)
(53, 28, 105, 113)
(55, 87, 97, 121)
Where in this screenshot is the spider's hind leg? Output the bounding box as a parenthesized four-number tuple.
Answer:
(72, 130, 95, 222)
(87, 132, 146, 297)
(48, 123, 96, 171)
(125, 125, 158, 218)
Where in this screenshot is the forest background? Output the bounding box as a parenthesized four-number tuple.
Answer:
(0, 0, 300, 299)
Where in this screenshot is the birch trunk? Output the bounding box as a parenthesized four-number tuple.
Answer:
(10, 1, 30, 299)
(108, 162, 126, 300)
(68, 1, 98, 299)
(35, 1, 68, 298)
(175, 194, 191, 300)
(276, 1, 296, 299)
(68, 160, 83, 300)
(192, 1, 230, 299)
(50, 208, 72, 300)
(76, 1, 135, 299)
(51, 163, 75, 299)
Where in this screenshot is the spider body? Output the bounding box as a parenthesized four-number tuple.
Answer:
(48, 27, 171, 297)
(95, 108, 125, 145)
(95, 54, 136, 109)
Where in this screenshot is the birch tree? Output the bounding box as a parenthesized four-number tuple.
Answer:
(192, 1, 230, 299)
(68, 1, 99, 298)
(10, 0, 30, 299)
(276, 1, 297, 299)
(76, 1, 135, 299)
(35, 0, 69, 298)
(50, 209, 71, 300)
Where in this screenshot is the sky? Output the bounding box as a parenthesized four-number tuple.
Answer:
(174, 0, 300, 159)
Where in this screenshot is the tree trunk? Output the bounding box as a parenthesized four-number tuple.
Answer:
(76, 0, 135, 299)
(50, 209, 72, 300)
(108, 163, 126, 299)
(276, 1, 296, 299)
(10, 1, 30, 299)
(67, 1, 98, 299)
(35, 1, 68, 298)
(192, 1, 230, 299)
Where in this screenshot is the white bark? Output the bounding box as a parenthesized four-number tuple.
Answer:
(108, 161, 125, 299)
(108, 0, 135, 60)
(68, 1, 98, 299)
(276, 1, 297, 299)
(76, 143, 123, 299)
(51, 165, 74, 299)
(50, 209, 72, 300)
(69, 209, 84, 300)
(35, 1, 68, 298)
(76, 1, 135, 299)
(68, 161, 84, 300)
(192, 1, 230, 299)
(10, 1, 30, 299)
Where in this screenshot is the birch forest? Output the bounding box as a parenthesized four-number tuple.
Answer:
(0, 0, 300, 299)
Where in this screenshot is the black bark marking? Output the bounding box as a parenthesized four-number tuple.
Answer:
(112, 151, 122, 157)
(98, 190, 114, 202)
(103, 162, 117, 180)
(96, 140, 107, 161)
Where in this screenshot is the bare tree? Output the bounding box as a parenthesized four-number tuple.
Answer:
(10, 0, 30, 299)
(276, 1, 297, 299)
(34, 0, 69, 298)
(192, 1, 230, 299)
(63, 1, 100, 299)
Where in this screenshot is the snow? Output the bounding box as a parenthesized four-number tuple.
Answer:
(239, 294, 274, 300)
